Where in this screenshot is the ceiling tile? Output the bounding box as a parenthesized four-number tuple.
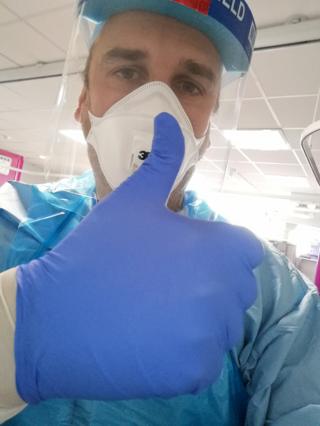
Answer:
(223, 173, 259, 193)
(209, 129, 229, 147)
(0, 128, 49, 145)
(249, 175, 311, 194)
(27, 6, 74, 52)
(213, 100, 241, 129)
(204, 147, 229, 163)
(193, 170, 224, 190)
(316, 98, 320, 120)
(0, 0, 73, 17)
(0, 54, 16, 70)
(227, 161, 259, 174)
(0, 85, 30, 111)
(0, 109, 54, 130)
(283, 129, 303, 149)
(5, 77, 61, 108)
(269, 96, 317, 128)
(0, 115, 9, 127)
(244, 149, 298, 164)
(230, 149, 249, 162)
(257, 163, 306, 177)
(0, 140, 46, 158)
(0, 3, 18, 24)
(238, 99, 278, 129)
(249, 0, 320, 28)
(305, 166, 320, 189)
(252, 43, 320, 97)
(205, 147, 247, 163)
(220, 79, 240, 101)
(220, 69, 262, 101)
(294, 149, 309, 165)
(0, 21, 64, 66)
(214, 99, 278, 130)
(196, 159, 222, 173)
(244, 70, 263, 99)
(62, 74, 85, 111)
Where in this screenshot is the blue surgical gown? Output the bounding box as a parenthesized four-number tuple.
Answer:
(0, 172, 320, 426)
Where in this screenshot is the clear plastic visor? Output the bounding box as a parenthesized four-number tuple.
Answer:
(2, 3, 250, 205)
(49, 7, 248, 190)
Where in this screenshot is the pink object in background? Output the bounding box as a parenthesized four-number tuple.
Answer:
(0, 149, 24, 186)
(315, 255, 320, 293)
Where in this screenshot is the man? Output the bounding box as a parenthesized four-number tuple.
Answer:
(0, 1, 320, 425)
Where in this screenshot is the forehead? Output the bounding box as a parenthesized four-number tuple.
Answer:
(94, 11, 221, 67)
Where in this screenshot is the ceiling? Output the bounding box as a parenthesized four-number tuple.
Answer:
(0, 0, 319, 203)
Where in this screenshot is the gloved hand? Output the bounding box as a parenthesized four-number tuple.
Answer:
(15, 113, 264, 404)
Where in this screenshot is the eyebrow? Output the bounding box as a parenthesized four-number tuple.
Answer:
(102, 47, 149, 63)
(101, 47, 216, 83)
(181, 59, 216, 84)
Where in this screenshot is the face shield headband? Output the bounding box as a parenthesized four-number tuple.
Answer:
(36, 0, 256, 197)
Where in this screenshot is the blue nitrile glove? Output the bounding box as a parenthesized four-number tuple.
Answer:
(15, 113, 264, 404)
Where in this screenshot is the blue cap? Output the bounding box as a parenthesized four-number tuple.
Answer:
(78, 0, 257, 74)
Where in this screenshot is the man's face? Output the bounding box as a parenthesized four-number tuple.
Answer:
(76, 11, 222, 205)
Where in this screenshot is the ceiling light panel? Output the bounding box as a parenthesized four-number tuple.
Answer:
(223, 129, 290, 151)
(59, 129, 87, 145)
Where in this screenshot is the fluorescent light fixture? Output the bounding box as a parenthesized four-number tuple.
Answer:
(59, 129, 86, 144)
(223, 129, 290, 151)
(265, 176, 310, 189)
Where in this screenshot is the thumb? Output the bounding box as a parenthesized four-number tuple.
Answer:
(116, 112, 185, 206)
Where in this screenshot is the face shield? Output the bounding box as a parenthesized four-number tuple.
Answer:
(39, 0, 257, 200)
(301, 120, 320, 187)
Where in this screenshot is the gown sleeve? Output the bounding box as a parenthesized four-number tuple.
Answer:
(235, 242, 320, 425)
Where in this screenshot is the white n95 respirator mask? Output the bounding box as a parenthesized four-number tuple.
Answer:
(86, 81, 209, 190)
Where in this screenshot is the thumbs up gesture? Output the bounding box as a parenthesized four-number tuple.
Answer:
(15, 113, 264, 404)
